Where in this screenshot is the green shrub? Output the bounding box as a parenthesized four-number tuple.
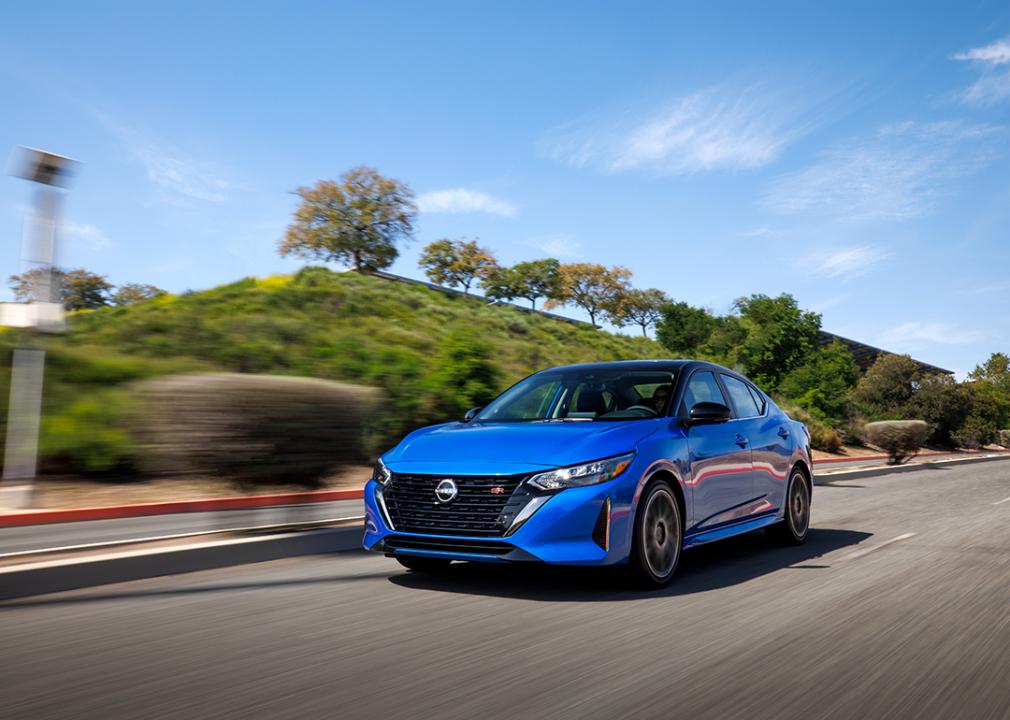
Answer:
(864, 420, 929, 464)
(998, 430, 1010, 448)
(39, 389, 137, 475)
(780, 403, 843, 452)
(134, 373, 380, 488)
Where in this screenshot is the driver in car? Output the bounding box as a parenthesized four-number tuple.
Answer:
(650, 385, 671, 415)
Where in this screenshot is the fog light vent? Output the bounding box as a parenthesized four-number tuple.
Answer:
(592, 497, 611, 551)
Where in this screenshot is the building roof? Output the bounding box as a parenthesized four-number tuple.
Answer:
(818, 331, 953, 375)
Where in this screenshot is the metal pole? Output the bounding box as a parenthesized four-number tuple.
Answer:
(1, 148, 75, 509)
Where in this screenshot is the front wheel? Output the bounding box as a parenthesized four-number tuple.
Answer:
(767, 468, 810, 545)
(395, 556, 452, 573)
(628, 479, 683, 589)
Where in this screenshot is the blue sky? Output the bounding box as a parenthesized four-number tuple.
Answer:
(1, 1, 1009, 376)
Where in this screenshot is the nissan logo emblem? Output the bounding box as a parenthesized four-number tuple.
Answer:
(434, 478, 458, 504)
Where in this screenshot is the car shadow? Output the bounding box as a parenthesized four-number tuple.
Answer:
(388, 527, 872, 601)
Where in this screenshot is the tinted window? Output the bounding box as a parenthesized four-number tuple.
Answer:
(679, 371, 728, 415)
(722, 374, 761, 418)
(746, 383, 767, 414)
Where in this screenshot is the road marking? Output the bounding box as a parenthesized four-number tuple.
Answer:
(0, 515, 364, 562)
(843, 532, 917, 561)
(992, 496, 1010, 505)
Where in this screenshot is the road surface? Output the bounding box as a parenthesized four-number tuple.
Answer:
(2, 461, 1008, 719)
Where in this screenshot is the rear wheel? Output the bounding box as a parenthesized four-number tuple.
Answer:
(628, 479, 682, 589)
(767, 468, 810, 545)
(395, 556, 452, 573)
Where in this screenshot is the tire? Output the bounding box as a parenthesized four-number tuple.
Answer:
(395, 556, 452, 573)
(767, 467, 811, 545)
(628, 479, 683, 589)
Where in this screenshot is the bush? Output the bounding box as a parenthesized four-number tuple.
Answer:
(39, 389, 137, 475)
(780, 403, 843, 452)
(134, 373, 380, 488)
(999, 430, 1010, 448)
(863, 420, 929, 464)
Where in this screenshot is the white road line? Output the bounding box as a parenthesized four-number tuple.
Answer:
(992, 496, 1010, 505)
(0, 515, 364, 562)
(843, 532, 917, 561)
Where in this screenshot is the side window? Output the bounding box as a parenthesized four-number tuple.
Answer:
(721, 374, 761, 418)
(746, 383, 767, 415)
(679, 371, 728, 415)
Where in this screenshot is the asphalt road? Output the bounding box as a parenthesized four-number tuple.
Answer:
(2, 462, 1009, 720)
(0, 499, 363, 555)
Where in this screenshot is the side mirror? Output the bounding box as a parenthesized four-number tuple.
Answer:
(684, 401, 731, 426)
(464, 406, 483, 422)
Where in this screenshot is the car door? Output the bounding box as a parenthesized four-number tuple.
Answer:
(679, 370, 754, 531)
(722, 375, 791, 514)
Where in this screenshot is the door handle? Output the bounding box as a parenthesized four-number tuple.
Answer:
(778, 427, 790, 439)
(734, 434, 749, 448)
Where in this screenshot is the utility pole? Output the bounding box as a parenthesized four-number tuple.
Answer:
(0, 147, 77, 509)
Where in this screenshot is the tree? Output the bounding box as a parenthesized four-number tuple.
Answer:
(546, 263, 632, 328)
(617, 288, 670, 337)
(419, 238, 498, 295)
(279, 166, 416, 272)
(731, 294, 821, 389)
(906, 374, 971, 446)
(8, 267, 113, 310)
(851, 354, 924, 420)
(656, 302, 717, 354)
(778, 341, 861, 425)
(113, 283, 167, 306)
(508, 259, 562, 309)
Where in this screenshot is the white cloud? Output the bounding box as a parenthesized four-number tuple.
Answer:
(740, 226, 776, 238)
(952, 36, 1010, 105)
(64, 222, 112, 251)
(797, 245, 890, 279)
(952, 36, 1010, 65)
(764, 121, 1000, 221)
(526, 233, 582, 258)
(877, 322, 982, 350)
(416, 189, 517, 217)
(95, 114, 232, 202)
(545, 84, 804, 175)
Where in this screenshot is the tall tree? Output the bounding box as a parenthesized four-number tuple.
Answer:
(419, 238, 498, 295)
(618, 288, 670, 337)
(279, 166, 416, 272)
(508, 258, 562, 309)
(655, 301, 717, 354)
(851, 354, 924, 420)
(113, 282, 167, 306)
(8, 267, 113, 310)
(547, 263, 632, 328)
(778, 341, 861, 424)
(731, 293, 821, 388)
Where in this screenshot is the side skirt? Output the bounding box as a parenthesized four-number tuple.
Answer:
(683, 513, 781, 549)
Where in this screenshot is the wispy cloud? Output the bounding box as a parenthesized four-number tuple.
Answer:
(952, 35, 1010, 105)
(416, 189, 517, 217)
(877, 322, 982, 350)
(63, 222, 112, 251)
(95, 113, 233, 202)
(526, 233, 582, 258)
(545, 84, 806, 175)
(796, 245, 890, 280)
(739, 226, 776, 238)
(764, 120, 1001, 221)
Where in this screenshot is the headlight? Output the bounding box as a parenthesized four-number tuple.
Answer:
(527, 452, 635, 491)
(372, 457, 391, 485)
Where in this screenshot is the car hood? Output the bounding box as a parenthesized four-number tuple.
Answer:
(383, 420, 660, 476)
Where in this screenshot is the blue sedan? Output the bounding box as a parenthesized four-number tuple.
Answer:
(363, 360, 812, 588)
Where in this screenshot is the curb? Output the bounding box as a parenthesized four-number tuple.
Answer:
(813, 452, 1010, 484)
(0, 524, 363, 602)
(811, 450, 995, 465)
(0, 488, 364, 528)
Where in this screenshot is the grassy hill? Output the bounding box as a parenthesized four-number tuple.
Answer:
(2, 267, 666, 474)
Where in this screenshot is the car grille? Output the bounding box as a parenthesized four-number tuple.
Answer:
(384, 535, 514, 556)
(384, 473, 526, 537)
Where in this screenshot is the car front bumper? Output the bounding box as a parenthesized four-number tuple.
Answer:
(362, 477, 633, 566)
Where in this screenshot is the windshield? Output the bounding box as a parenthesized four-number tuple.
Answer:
(475, 368, 677, 422)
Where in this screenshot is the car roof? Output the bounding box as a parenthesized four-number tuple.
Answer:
(542, 359, 692, 373)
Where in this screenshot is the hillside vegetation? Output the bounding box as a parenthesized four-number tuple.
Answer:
(0, 267, 664, 474)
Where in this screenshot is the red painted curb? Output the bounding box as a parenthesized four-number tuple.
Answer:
(0, 488, 365, 528)
(812, 449, 1007, 465)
